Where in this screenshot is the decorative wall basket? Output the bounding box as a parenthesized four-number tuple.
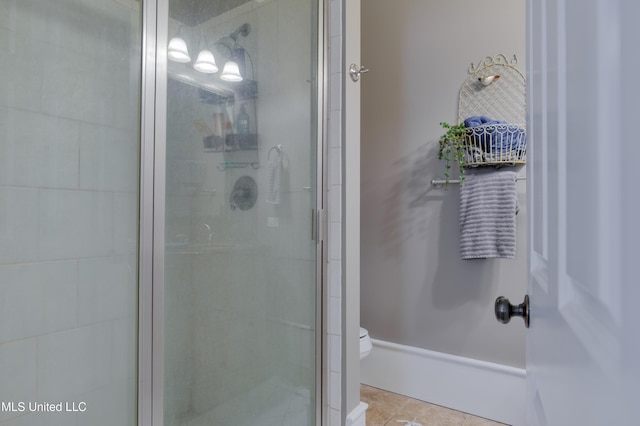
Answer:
(458, 54, 526, 167)
(463, 123, 526, 167)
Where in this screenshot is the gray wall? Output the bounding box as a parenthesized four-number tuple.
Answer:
(360, 0, 527, 368)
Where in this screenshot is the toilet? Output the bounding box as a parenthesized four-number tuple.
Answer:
(360, 327, 372, 359)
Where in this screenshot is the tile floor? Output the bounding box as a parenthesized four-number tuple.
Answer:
(361, 384, 508, 426)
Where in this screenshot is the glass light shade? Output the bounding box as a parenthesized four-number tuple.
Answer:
(193, 49, 219, 73)
(220, 61, 243, 82)
(167, 37, 191, 63)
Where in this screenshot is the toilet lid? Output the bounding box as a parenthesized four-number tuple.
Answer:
(359, 327, 368, 338)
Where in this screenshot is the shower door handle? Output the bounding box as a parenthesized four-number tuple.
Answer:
(495, 295, 530, 328)
(349, 64, 369, 82)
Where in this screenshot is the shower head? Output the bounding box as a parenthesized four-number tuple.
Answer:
(229, 23, 251, 42)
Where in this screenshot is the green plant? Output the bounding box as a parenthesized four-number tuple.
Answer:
(438, 121, 468, 186)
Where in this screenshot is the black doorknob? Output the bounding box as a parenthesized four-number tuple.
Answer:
(495, 295, 530, 328)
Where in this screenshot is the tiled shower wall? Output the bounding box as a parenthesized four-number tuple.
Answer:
(0, 0, 141, 425)
(0, 0, 344, 424)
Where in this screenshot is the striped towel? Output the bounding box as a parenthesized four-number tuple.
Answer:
(265, 154, 282, 204)
(459, 171, 518, 259)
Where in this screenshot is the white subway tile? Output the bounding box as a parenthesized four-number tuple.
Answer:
(329, 72, 342, 112)
(41, 46, 116, 126)
(328, 296, 341, 336)
(329, 333, 342, 374)
(0, 339, 37, 423)
(0, 0, 49, 48)
(111, 318, 137, 383)
(37, 322, 112, 401)
(0, 187, 39, 264)
(38, 189, 113, 260)
(328, 108, 342, 149)
(329, 371, 341, 410)
(0, 28, 43, 112)
(301, 327, 314, 369)
(77, 256, 136, 325)
(327, 260, 341, 298)
(113, 192, 138, 255)
(73, 380, 137, 426)
(329, 35, 342, 75)
(0, 107, 80, 189)
(329, 222, 341, 261)
(0, 411, 78, 426)
(329, 0, 343, 39)
(329, 184, 342, 223)
(79, 123, 139, 192)
(0, 261, 77, 343)
(329, 408, 341, 426)
(328, 147, 342, 187)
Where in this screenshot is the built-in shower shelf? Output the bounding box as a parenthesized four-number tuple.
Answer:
(203, 133, 258, 151)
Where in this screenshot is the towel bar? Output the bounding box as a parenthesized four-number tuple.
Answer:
(268, 144, 283, 160)
(431, 176, 526, 186)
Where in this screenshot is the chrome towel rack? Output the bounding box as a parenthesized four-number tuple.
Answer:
(268, 144, 283, 160)
(431, 176, 526, 186)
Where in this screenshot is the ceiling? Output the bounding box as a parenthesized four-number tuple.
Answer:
(169, 0, 250, 26)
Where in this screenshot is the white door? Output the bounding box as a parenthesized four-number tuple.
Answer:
(525, 0, 640, 424)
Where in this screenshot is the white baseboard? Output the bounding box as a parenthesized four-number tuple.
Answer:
(345, 401, 369, 426)
(361, 339, 525, 426)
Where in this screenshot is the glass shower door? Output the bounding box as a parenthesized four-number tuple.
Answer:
(160, 0, 321, 425)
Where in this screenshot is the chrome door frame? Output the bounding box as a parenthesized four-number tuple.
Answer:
(138, 0, 328, 424)
(316, 2, 328, 426)
(138, 0, 158, 424)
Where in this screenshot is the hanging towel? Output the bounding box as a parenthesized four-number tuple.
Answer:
(266, 153, 282, 204)
(459, 171, 518, 259)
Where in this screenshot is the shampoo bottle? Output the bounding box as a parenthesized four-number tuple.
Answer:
(237, 104, 250, 135)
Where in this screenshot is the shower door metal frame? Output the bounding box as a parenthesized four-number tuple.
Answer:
(316, 1, 329, 425)
(138, 0, 158, 424)
(137, 0, 328, 424)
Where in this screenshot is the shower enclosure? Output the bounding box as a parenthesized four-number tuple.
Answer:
(0, 0, 324, 424)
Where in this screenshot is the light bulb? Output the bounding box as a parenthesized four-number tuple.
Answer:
(167, 37, 191, 63)
(220, 61, 243, 82)
(194, 49, 219, 73)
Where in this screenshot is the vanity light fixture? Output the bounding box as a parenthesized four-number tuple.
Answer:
(194, 49, 218, 73)
(220, 60, 243, 82)
(168, 27, 191, 63)
(170, 23, 253, 82)
(193, 34, 219, 74)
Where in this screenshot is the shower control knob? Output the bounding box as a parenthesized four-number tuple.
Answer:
(349, 64, 369, 82)
(495, 295, 530, 328)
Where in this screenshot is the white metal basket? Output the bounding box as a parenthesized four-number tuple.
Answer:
(458, 54, 526, 167)
(463, 123, 526, 167)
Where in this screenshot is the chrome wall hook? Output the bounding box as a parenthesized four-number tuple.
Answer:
(349, 64, 369, 82)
